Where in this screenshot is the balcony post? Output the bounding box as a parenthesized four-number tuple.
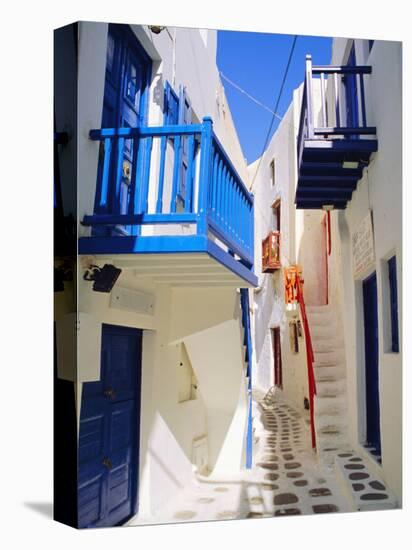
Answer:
(197, 116, 213, 235)
(249, 195, 254, 269)
(305, 54, 314, 139)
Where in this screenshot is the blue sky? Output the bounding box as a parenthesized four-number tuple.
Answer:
(216, 32, 332, 165)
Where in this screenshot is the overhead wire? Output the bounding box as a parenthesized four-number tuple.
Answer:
(250, 35, 298, 192)
(220, 72, 283, 121)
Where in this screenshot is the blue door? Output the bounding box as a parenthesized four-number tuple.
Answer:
(362, 273, 381, 458)
(95, 24, 151, 234)
(344, 45, 359, 130)
(78, 324, 142, 528)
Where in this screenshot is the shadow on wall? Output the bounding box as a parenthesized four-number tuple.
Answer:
(183, 319, 248, 473)
(254, 274, 284, 366)
(297, 210, 328, 307)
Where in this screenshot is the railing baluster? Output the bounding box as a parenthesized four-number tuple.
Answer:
(220, 164, 226, 227)
(127, 136, 139, 236)
(360, 73, 367, 127)
(217, 159, 223, 225)
(197, 117, 213, 235)
(133, 137, 145, 219)
(100, 138, 112, 208)
(334, 72, 340, 128)
(235, 184, 241, 242)
(155, 135, 167, 213)
(305, 55, 314, 139)
(140, 137, 153, 214)
(114, 137, 125, 213)
(170, 134, 182, 213)
(184, 134, 195, 213)
(228, 176, 234, 239)
(210, 151, 218, 219)
(320, 72, 327, 127)
(240, 194, 246, 249)
(249, 203, 254, 259)
(222, 166, 229, 231)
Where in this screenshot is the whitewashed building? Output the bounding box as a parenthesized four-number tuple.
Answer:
(54, 22, 256, 528)
(251, 37, 401, 506)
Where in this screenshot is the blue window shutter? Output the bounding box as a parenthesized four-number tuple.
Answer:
(164, 81, 179, 125)
(388, 255, 399, 352)
(177, 86, 193, 205)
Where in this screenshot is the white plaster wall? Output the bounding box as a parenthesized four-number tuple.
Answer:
(77, 22, 107, 237)
(143, 285, 210, 514)
(76, 22, 249, 239)
(248, 95, 308, 411)
(70, 21, 252, 518)
(328, 39, 402, 500)
(184, 319, 248, 473)
(77, 265, 248, 514)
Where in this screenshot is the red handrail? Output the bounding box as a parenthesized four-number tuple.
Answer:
(295, 274, 317, 449)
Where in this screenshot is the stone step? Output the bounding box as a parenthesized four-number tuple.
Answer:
(307, 310, 336, 327)
(317, 444, 353, 468)
(310, 324, 337, 340)
(312, 338, 344, 352)
(314, 395, 346, 416)
(314, 365, 346, 381)
(313, 349, 345, 366)
(306, 304, 332, 314)
(335, 454, 398, 511)
(315, 413, 347, 433)
(316, 430, 348, 452)
(315, 379, 346, 397)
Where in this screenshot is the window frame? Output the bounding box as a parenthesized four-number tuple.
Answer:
(269, 158, 276, 188)
(388, 255, 399, 353)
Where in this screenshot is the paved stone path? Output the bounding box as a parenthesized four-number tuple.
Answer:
(129, 393, 352, 526)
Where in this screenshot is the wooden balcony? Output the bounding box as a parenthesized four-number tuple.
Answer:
(262, 231, 281, 272)
(296, 55, 378, 210)
(78, 117, 257, 287)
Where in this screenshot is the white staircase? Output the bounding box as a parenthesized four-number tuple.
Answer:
(306, 304, 350, 465)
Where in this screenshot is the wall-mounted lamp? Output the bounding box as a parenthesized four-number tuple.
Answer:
(83, 264, 122, 293)
(148, 25, 166, 35)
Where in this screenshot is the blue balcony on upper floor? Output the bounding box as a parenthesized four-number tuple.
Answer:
(79, 117, 257, 287)
(296, 55, 378, 210)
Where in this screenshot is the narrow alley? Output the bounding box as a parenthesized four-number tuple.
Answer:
(52, 23, 402, 530)
(129, 390, 395, 526)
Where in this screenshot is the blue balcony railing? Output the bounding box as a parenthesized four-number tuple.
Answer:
(295, 55, 378, 210)
(297, 55, 377, 167)
(81, 117, 255, 275)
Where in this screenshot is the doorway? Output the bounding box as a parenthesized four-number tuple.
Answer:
(362, 273, 381, 456)
(94, 24, 152, 234)
(271, 327, 282, 389)
(78, 324, 143, 528)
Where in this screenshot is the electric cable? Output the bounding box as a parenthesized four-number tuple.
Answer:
(250, 35, 298, 191)
(220, 71, 283, 120)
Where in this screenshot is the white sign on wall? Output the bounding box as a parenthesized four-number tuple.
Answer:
(352, 210, 375, 279)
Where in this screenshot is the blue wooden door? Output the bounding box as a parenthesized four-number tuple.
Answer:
(362, 273, 381, 456)
(78, 324, 142, 528)
(95, 25, 151, 233)
(344, 45, 359, 130)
